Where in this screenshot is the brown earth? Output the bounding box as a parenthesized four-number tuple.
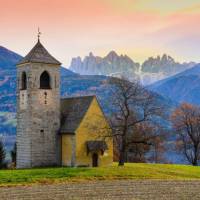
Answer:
(1, 180, 200, 200)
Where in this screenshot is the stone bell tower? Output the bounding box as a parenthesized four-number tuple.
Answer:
(16, 37, 61, 168)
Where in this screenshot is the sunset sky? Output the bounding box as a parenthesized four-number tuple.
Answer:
(1, 0, 200, 66)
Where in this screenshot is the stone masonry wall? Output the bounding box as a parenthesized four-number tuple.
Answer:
(16, 63, 61, 168)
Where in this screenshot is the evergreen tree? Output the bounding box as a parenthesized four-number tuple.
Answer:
(0, 140, 5, 169)
(10, 142, 16, 166)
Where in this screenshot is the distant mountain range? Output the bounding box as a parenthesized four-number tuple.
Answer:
(69, 52, 196, 85)
(149, 64, 200, 105)
(69, 51, 140, 78)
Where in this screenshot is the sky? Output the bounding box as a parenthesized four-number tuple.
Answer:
(1, 0, 200, 67)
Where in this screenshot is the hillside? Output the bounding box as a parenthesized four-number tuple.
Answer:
(0, 163, 200, 186)
(149, 64, 200, 105)
(0, 46, 22, 70)
(0, 47, 21, 150)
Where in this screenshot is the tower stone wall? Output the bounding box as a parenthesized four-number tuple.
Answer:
(16, 61, 61, 168)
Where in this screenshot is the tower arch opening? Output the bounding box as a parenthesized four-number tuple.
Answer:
(21, 72, 27, 90)
(40, 71, 51, 89)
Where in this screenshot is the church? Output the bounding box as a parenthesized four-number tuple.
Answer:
(16, 38, 113, 168)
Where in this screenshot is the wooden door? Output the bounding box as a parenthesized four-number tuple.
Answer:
(92, 153, 98, 167)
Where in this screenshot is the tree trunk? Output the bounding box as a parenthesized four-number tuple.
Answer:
(118, 150, 125, 166)
(193, 144, 198, 166)
(193, 161, 198, 166)
(118, 138, 126, 166)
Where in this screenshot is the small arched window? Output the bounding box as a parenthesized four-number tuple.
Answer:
(21, 72, 27, 90)
(40, 71, 51, 89)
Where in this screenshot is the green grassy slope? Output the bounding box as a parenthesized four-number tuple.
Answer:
(1, 163, 200, 186)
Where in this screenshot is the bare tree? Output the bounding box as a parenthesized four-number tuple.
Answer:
(107, 77, 165, 166)
(124, 123, 152, 163)
(148, 133, 167, 163)
(171, 103, 200, 166)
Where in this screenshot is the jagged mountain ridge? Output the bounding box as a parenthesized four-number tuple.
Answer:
(139, 54, 195, 85)
(141, 54, 195, 74)
(69, 51, 140, 77)
(69, 52, 196, 85)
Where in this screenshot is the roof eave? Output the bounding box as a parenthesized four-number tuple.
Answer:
(16, 61, 61, 66)
(60, 131, 75, 135)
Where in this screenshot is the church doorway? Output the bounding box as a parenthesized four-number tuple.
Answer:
(92, 153, 98, 167)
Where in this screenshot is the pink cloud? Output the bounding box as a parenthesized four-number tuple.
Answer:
(1, 0, 200, 64)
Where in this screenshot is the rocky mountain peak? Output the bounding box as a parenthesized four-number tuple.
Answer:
(89, 52, 94, 57)
(161, 54, 175, 64)
(106, 50, 118, 57)
(104, 51, 119, 63)
(141, 54, 195, 76)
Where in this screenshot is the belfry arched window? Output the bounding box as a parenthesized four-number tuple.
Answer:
(21, 72, 27, 90)
(40, 71, 51, 89)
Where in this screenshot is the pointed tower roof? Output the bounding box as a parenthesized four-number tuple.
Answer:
(17, 40, 61, 65)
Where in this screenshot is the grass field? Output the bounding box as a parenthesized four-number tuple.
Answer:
(1, 163, 200, 186)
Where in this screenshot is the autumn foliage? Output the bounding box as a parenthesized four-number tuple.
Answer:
(171, 103, 200, 166)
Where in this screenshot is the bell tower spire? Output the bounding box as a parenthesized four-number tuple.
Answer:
(16, 36, 61, 168)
